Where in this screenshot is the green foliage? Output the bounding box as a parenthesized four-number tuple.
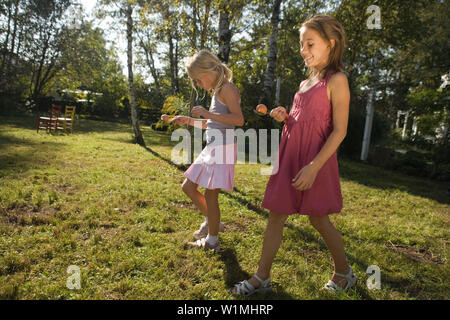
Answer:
(406, 87, 449, 178)
(52, 21, 128, 119)
(133, 75, 165, 125)
(407, 89, 449, 116)
(390, 150, 432, 177)
(154, 95, 188, 132)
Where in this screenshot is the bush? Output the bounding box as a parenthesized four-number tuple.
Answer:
(380, 149, 433, 178)
(403, 150, 430, 168)
(155, 95, 189, 133)
(436, 163, 450, 181)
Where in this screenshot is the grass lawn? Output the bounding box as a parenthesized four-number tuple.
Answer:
(0, 115, 449, 300)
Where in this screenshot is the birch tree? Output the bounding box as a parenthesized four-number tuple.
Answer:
(217, 0, 231, 63)
(259, 0, 282, 106)
(126, 2, 145, 146)
(98, 0, 145, 146)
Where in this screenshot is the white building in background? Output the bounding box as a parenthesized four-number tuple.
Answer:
(438, 72, 449, 92)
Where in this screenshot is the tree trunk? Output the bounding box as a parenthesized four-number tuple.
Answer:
(30, 26, 59, 108)
(218, 0, 232, 63)
(142, 42, 161, 93)
(140, 34, 162, 100)
(0, 1, 13, 81)
(16, 7, 25, 57)
(31, 30, 50, 105)
(167, 31, 178, 94)
(199, 0, 212, 49)
(3, 0, 19, 79)
(126, 3, 145, 147)
(9, 0, 19, 59)
(259, 0, 282, 106)
(191, 0, 198, 52)
(388, 70, 402, 130)
(174, 29, 180, 93)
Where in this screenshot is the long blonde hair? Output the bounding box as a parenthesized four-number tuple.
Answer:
(301, 14, 346, 79)
(185, 49, 233, 96)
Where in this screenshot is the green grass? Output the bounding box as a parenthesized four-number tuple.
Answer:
(0, 115, 449, 300)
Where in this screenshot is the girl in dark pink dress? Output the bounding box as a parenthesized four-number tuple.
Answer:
(232, 15, 356, 296)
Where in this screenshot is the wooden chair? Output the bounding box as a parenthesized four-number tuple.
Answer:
(57, 106, 76, 133)
(37, 104, 62, 133)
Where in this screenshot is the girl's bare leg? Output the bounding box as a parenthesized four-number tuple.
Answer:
(204, 188, 221, 236)
(308, 215, 350, 286)
(233, 211, 288, 292)
(181, 178, 208, 218)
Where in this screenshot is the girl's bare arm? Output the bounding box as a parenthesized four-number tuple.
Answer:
(188, 117, 208, 129)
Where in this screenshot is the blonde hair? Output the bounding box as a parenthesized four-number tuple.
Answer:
(185, 49, 233, 95)
(301, 14, 346, 79)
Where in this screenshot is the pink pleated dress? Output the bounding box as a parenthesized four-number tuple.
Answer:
(184, 95, 238, 191)
(261, 72, 343, 217)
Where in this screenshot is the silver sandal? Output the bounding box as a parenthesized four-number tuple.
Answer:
(230, 274, 272, 296)
(323, 266, 357, 292)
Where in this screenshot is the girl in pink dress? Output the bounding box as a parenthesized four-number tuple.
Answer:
(170, 50, 244, 253)
(232, 15, 356, 295)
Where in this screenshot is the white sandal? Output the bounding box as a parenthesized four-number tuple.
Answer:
(230, 274, 272, 296)
(323, 266, 357, 292)
(187, 237, 221, 253)
(193, 222, 225, 240)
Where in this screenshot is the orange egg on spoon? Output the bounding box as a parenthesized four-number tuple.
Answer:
(161, 114, 170, 122)
(256, 104, 268, 115)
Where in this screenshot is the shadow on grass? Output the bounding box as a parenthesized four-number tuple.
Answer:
(142, 128, 180, 148)
(0, 115, 131, 135)
(0, 131, 39, 148)
(223, 187, 268, 217)
(0, 131, 67, 175)
(219, 248, 250, 289)
(65, 117, 130, 134)
(339, 158, 450, 205)
(101, 128, 177, 148)
(144, 146, 189, 172)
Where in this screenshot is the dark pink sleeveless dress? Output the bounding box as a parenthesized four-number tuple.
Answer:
(261, 72, 343, 217)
